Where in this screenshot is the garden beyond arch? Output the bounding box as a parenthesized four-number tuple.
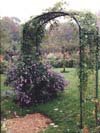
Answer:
(22, 11, 99, 129)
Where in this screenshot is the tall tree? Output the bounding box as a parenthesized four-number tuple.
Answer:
(0, 17, 22, 54)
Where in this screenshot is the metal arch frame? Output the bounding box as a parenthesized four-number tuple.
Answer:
(95, 27, 99, 127)
(28, 11, 83, 128)
(30, 13, 83, 128)
(23, 11, 99, 129)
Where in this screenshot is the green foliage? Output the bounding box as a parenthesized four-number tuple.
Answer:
(77, 11, 97, 32)
(22, 19, 45, 57)
(44, 0, 68, 12)
(79, 28, 98, 94)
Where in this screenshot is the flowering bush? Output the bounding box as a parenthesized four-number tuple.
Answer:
(5, 59, 68, 106)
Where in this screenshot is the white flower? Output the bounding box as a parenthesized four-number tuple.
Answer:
(54, 108, 58, 111)
(67, 129, 70, 131)
(14, 111, 17, 115)
(2, 122, 6, 128)
(8, 110, 11, 113)
(53, 125, 58, 128)
(50, 123, 55, 126)
(59, 110, 63, 113)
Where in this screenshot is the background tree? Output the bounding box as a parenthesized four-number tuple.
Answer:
(0, 17, 22, 55)
(43, 0, 68, 12)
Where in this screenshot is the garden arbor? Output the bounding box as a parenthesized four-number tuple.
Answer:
(22, 12, 99, 129)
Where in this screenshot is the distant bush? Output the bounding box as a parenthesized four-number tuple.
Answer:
(5, 59, 68, 106)
(49, 59, 78, 68)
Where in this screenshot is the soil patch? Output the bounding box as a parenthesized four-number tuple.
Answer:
(6, 113, 52, 133)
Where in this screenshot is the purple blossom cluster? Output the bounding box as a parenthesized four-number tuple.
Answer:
(5, 61, 69, 106)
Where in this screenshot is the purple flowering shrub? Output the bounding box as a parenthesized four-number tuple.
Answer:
(5, 60, 69, 106)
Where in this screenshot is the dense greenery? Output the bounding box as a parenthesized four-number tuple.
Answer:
(21, 19, 45, 56)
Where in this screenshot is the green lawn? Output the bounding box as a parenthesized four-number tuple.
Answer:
(1, 68, 100, 133)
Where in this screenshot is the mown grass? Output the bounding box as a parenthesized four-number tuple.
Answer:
(1, 68, 100, 133)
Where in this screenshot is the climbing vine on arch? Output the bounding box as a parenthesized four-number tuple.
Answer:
(21, 18, 45, 59)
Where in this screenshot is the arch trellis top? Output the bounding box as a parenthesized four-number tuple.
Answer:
(33, 11, 80, 27)
(22, 12, 81, 55)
